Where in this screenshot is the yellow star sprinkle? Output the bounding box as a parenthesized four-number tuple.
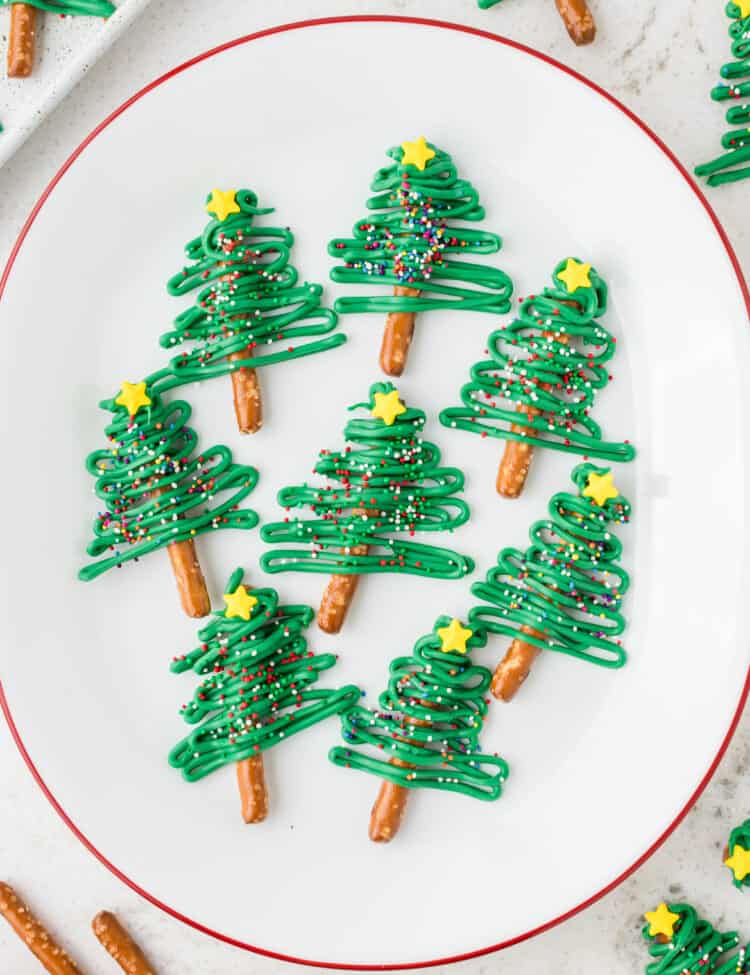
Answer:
(437, 618, 473, 654)
(223, 585, 258, 621)
(644, 903, 679, 939)
(115, 381, 151, 417)
(206, 188, 241, 222)
(736, 0, 750, 18)
(556, 258, 592, 294)
(371, 389, 406, 426)
(725, 844, 750, 882)
(400, 136, 435, 172)
(583, 471, 619, 507)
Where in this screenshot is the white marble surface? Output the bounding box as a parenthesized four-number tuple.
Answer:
(1, 1, 749, 972)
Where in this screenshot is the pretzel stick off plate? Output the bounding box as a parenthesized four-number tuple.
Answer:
(380, 286, 421, 376)
(0, 882, 83, 975)
(92, 912, 156, 975)
(7, 4, 36, 77)
(555, 0, 596, 45)
(496, 329, 570, 499)
(318, 508, 372, 634)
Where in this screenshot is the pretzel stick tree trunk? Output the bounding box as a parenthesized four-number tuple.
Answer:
(380, 286, 421, 376)
(369, 709, 434, 843)
(0, 883, 83, 975)
(490, 624, 544, 701)
(236, 753, 269, 824)
(7, 5, 36, 78)
(318, 508, 372, 634)
(92, 911, 155, 975)
(152, 487, 210, 619)
(496, 331, 570, 499)
(554, 0, 596, 45)
(220, 266, 262, 434)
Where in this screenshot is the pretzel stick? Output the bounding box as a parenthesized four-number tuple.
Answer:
(152, 488, 210, 619)
(318, 508, 372, 634)
(236, 753, 269, 824)
(369, 707, 435, 843)
(7, 5, 36, 78)
(0, 883, 83, 975)
(496, 330, 570, 498)
(380, 286, 421, 376)
(554, 0, 596, 45)
(228, 346, 262, 434)
(92, 912, 155, 975)
(490, 625, 544, 701)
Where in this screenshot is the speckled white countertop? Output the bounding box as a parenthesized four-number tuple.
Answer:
(1, 2, 748, 972)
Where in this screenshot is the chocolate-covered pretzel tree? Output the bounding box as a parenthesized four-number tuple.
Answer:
(169, 568, 360, 822)
(164, 187, 345, 434)
(328, 137, 512, 375)
(329, 615, 508, 843)
(261, 382, 474, 634)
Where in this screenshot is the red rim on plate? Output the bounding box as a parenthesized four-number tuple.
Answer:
(1, 15, 749, 971)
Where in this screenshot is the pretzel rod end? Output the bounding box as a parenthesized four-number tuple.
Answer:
(166, 538, 210, 618)
(369, 761, 411, 843)
(380, 286, 420, 376)
(92, 910, 155, 975)
(229, 347, 262, 434)
(0, 882, 83, 974)
(7, 5, 36, 79)
(318, 572, 361, 633)
(491, 629, 543, 701)
(236, 754, 269, 823)
(554, 0, 596, 45)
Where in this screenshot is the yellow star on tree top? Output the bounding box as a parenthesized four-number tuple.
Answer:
(644, 903, 679, 939)
(735, 0, 750, 19)
(206, 188, 241, 222)
(400, 136, 435, 172)
(437, 618, 473, 654)
(583, 470, 619, 507)
(725, 844, 750, 883)
(223, 585, 258, 621)
(115, 381, 151, 417)
(371, 389, 406, 426)
(557, 258, 592, 294)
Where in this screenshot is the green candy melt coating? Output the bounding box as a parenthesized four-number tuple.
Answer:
(642, 903, 748, 975)
(169, 569, 361, 781)
(78, 381, 259, 581)
(695, 3, 750, 186)
(727, 819, 750, 890)
(162, 188, 345, 384)
(328, 141, 513, 314)
(329, 616, 508, 800)
(439, 258, 635, 462)
(260, 381, 474, 580)
(0, 0, 114, 14)
(469, 463, 631, 668)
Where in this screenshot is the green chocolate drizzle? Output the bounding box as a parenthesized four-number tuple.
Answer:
(163, 188, 345, 384)
(439, 257, 635, 463)
(469, 463, 631, 668)
(642, 903, 749, 975)
(328, 141, 513, 315)
(169, 569, 361, 780)
(727, 819, 750, 890)
(260, 381, 474, 580)
(79, 381, 259, 581)
(329, 616, 508, 800)
(695, 3, 750, 186)
(0, 0, 114, 14)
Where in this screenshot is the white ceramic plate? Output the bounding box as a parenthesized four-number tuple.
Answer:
(1, 16, 749, 970)
(0, 0, 153, 168)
